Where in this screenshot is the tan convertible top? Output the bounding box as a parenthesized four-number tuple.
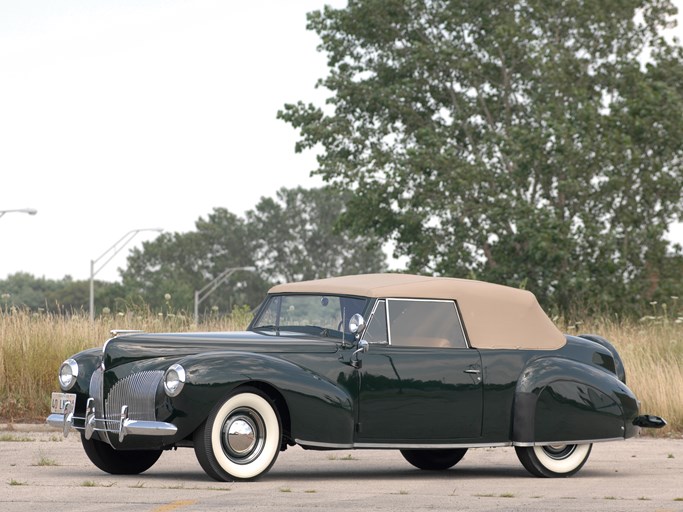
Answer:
(269, 273, 565, 350)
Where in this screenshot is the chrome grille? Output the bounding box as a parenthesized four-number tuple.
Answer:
(104, 371, 163, 423)
(89, 367, 105, 416)
(88, 367, 163, 440)
(89, 367, 111, 442)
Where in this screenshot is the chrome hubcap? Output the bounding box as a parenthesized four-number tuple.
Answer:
(221, 408, 265, 464)
(542, 444, 576, 460)
(227, 418, 256, 454)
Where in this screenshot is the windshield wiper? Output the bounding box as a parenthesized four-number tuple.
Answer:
(253, 325, 278, 332)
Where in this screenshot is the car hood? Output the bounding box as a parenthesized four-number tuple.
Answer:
(102, 330, 340, 370)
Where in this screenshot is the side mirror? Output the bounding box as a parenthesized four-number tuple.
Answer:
(349, 314, 365, 335)
(350, 339, 369, 369)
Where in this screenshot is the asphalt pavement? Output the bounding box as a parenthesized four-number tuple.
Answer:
(1, 424, 682, 512)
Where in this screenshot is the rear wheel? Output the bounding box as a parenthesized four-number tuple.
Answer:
(81, 434, 162, 475)
(194, 388, 282, 481)
(400, 448, 468, 470)
(515, 443, 592, 477)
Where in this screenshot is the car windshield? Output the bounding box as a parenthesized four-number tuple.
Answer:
(251, 294, 368, 341)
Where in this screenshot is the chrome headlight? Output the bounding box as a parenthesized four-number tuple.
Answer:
(58, 359, 79, 390)
(163, 364, 186, 397)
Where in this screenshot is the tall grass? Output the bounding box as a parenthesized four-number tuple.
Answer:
(0, 307, 250, 421)
(562, 316, 683, 436)
(1, 306, 681, 435)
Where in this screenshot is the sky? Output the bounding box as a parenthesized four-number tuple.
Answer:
(0, 0, 346, 282)
(1, 0, 682, 284)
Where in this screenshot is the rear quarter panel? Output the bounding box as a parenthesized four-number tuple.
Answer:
(512, 340, 639, 444)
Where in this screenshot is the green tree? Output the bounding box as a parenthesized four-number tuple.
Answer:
(279, 0, 683, 315)
(0, 272, 53, 309)
(246, 186, 388, 283)
(44, 277, 90, 312)
(119, 187, 388, 316)
(0, 273, 121, 314)
(120, 208, 267, 315)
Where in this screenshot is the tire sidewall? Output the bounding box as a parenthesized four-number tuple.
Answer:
(207, 390, 281, 480)
(531, 443, 592, 476)
(401, 448, 468, 470)
(81, 434, 162, 475)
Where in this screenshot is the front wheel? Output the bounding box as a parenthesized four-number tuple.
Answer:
(194, 388, 282, 481)
(401, 448, 468, 470)
(515, 443, 592, 477)
(81, 434, 162, 475)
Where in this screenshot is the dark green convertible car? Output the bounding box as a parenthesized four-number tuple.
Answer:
(48, 273, 665, 481)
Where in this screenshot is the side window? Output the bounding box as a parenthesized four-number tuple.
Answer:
(387, 299, 468, 348)
(364, 300, 388, 343)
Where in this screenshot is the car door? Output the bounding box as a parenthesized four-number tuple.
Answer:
(355, 299, 483, 443)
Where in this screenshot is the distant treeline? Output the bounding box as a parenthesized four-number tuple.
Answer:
(1, 184, 683, 320)
(0, 186, 387, 318)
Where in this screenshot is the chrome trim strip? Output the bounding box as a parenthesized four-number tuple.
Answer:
(512, 437, 624, 447)
(353, 442, 510, 449)
(295, 439, 354, 449)
(296, 439, 510, 450)
(110, 329, 145, 337)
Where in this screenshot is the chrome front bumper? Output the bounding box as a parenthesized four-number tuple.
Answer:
(47, 398, 177, 442)
(48, 368, 178, 443)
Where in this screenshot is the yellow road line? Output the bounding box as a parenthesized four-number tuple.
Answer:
(151, 499, 197, 512)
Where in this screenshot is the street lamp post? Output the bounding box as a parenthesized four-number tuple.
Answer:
(194, 266, 256, 325)
(0, 208, 38, 219)
(89, 228, 163, 322)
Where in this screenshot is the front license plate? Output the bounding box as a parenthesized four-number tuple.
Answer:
(51, 392, 77, 414)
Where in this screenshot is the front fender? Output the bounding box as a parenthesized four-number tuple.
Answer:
(512, 356, 639, 444)
(164, 351, 355, 445)
(61, 347, 102, 416)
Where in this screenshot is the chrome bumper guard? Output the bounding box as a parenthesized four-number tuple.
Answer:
(633, 414, 667, 429)
(47, 398, 177, 442)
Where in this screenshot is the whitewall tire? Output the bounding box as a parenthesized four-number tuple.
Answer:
(515, 443, 592, 477)
(194, 388, 282, 481)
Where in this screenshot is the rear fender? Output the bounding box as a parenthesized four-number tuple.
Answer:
(578, 334, 626, 383)
(513, 356, 639, 444)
